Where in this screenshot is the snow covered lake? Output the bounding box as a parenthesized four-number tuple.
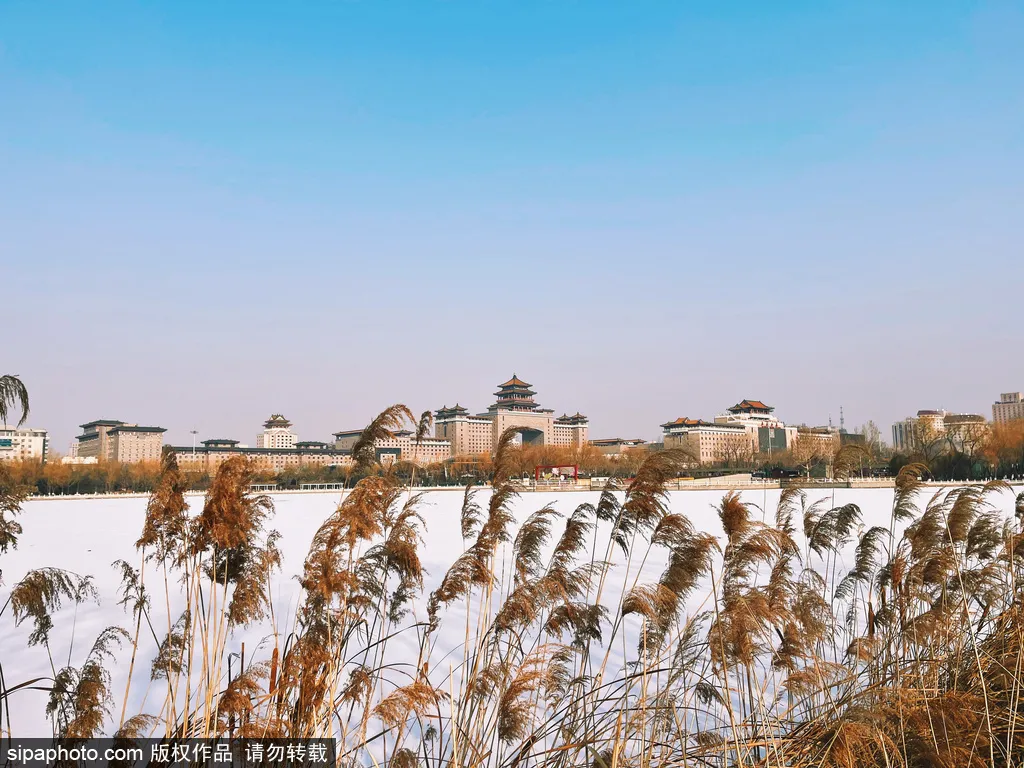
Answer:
(2, 484, 1020, 737)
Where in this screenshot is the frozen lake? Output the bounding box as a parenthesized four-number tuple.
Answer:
(2, 484, 1020, 739)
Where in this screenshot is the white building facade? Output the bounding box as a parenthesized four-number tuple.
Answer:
(257, 415, 298, 449)
(0, 427, 48, 463)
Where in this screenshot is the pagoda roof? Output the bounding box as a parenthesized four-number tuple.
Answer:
(727, 399, 773, 413)
(499, 374, 532, 388)
(264, 414, 293, 427)
(555, 412, 588, 424)
(662, 417, 703, 428)
(660, 417, 744, 430)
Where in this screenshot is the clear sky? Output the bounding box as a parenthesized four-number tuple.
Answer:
(2, 1, 1022, 452)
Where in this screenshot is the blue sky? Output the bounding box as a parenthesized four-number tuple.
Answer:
(2, 1, 1022, 450)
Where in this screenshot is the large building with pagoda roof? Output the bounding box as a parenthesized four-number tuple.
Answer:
(257, 414, 297, 449)
(435, 375, 589, 456)
(661, 398, 809, 464)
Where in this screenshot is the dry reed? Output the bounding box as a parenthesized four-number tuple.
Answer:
(3, 407, 1024, 767)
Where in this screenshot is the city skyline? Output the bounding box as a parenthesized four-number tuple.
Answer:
(23, 376, 1012, 458)
(3, 2, 1022, 452)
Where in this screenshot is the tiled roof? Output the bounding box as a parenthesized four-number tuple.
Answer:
(661, 417, 745, 430)
(499, 374, 532, 388)
(662, 417, 702, 427)
(728, 399, 773, 412)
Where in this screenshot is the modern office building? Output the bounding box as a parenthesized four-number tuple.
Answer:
(0, 427, 49, 463)
(434, 375, 589, 456)
(75, 420, 165, 463)
(993, 393, 1024, 424)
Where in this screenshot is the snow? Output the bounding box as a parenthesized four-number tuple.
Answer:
(1, 484, 1018, 737)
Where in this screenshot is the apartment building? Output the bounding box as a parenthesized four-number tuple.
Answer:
(0, 427, 48, 463)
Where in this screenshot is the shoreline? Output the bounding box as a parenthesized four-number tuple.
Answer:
(28, 477, 1019, 503)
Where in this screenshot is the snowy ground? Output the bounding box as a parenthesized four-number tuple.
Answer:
(2, 484, 1019, 737)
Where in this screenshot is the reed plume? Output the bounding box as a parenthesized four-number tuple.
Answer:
(352, 404, 415, 471)
(11, 395, 1024, 768)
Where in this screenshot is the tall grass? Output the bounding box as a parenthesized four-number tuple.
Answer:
(3, 406, 1024, 767)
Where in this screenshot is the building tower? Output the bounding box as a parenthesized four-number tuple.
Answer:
(257, 414, 297, 449)
(434, 375, 588, 455)
(488, 375, 542, 413)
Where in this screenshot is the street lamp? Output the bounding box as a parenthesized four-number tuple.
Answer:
(191, 429, 198, 456)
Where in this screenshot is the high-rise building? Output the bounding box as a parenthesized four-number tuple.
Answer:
(891, 410, 988, 452)
(0, 427, 48, 463)
(75, 420, 165, 462)
(107, 425, 166, 463)
(993, 393, 1024, 424)
(75, 420, 122, 460)
(257, 415, 297, 449)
